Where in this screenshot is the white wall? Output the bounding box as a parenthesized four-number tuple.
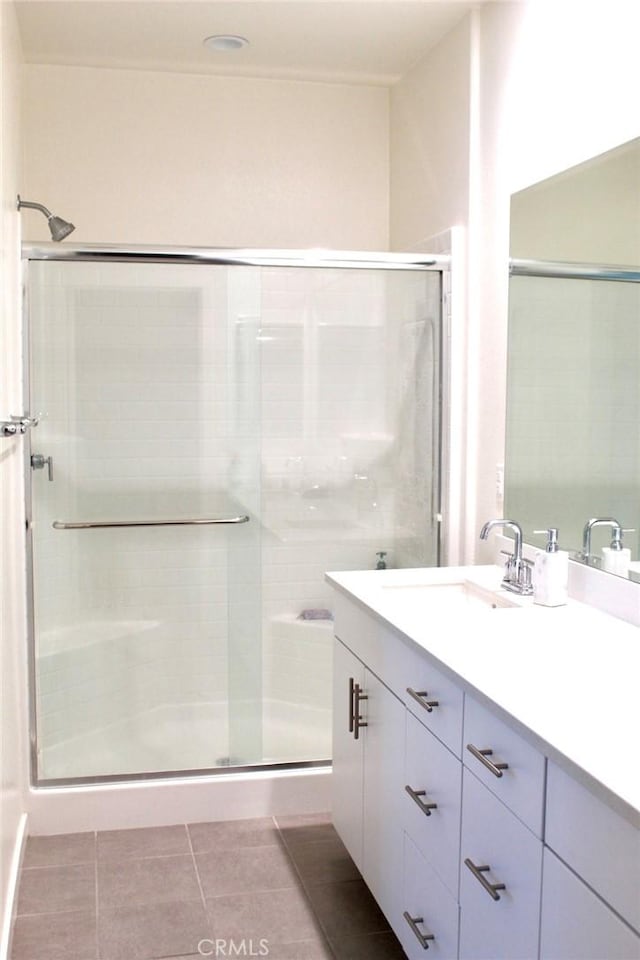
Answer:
(472, 0, 640, 560)
(510, 137, 640, 263)
(22, 64, 389, 249)
(389, 14, 471, 250)
(0, 1, 27, 955)
(388, 0, 640, 562)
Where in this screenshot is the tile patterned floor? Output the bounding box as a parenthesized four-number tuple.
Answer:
(11, 813, 406, 960)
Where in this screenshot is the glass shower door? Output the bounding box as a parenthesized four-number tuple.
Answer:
(28, 259, 262, 781)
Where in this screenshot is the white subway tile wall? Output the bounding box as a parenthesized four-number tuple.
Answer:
(28, 260, 441, 779)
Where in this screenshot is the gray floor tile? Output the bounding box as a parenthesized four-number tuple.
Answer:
(97, 824, 190, 861)
(206, 886, 322, 944)
(276, 814, 336, 847)
(98, 899, 210, 959)
(330, 931, 406, 960)
(17, 863, 96, 916)
(305, 880, 390, 941)
(188, 817, 280, 852)
(267, 938, 335, 959)
(286, 838, 361, 886)
(11, 909, 97, 959)
(12, 817, 402, 960)
(23, 832, 95, 868)
(98, 855, 201, 908)
(196, 844, 299, 898)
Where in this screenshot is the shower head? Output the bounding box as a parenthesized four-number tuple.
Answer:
(17, 195, 75, 241)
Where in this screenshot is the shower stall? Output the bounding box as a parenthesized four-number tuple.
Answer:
(23, 246, 447, 786)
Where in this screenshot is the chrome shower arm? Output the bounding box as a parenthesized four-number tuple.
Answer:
(17, 196, 54, 218)
(17, 195, 75, 241)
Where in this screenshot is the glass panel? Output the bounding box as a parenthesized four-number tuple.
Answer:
(258, 267, 442, 764)
(27, 257, 443, 781)
(29, 261, 262, 779)
(505, 275, 640, 559)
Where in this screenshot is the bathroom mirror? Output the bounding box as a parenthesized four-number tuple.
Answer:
(504, 137, 640, 581)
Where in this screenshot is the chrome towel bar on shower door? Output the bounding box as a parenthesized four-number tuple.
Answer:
(52, 515, 250, 530)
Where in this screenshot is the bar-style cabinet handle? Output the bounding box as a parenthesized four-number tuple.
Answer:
(405, 785, 438, 817)
(466, 743, 509, 778)
(353, 683, 368, 740)
(407, 687, 439, 713)
(348, 677, 355, 734)
(403, 911, 435, 949)
(464, 858, 506, 901)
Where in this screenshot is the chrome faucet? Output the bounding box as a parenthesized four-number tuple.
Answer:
(480, 519, 533, 595)
(580, 517, 622, 564)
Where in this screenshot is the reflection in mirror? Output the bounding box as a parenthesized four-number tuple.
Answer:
(505, 137, 640, 582)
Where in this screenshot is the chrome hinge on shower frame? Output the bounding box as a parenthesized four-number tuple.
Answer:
(1, 413, 42, 437)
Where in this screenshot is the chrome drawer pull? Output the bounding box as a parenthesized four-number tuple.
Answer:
(403, 911, 435, 949)
(466, 744, 509, 778)
(348, 677, 355, 734)
(407, 687, 439, 713)
(405, 785, 438, 817)
(464, 858, 506, 901)
(353, 683, 368, 740)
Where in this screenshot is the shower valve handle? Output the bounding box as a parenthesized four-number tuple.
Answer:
(31, 453, 54, 481)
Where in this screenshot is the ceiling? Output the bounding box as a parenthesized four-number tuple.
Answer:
(15, 0, 480, 86)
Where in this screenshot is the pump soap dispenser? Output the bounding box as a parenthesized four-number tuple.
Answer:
(602, 527, 632, 577)
(532, 528, 568, 607)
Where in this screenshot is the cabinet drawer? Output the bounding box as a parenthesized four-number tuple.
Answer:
(463, 695, 545, 836)
(546, 761, 640, 931)
(404, 711, 462, 897)
(404, 646, 464, 757)
(459, 768, 542, 960)
(399, 832, 460, 960)
(540, 847, 640, 960)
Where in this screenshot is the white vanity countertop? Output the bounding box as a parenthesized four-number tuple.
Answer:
(326, 565, 640, 824)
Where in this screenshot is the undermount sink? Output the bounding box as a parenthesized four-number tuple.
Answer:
(381, 579, 519, 610)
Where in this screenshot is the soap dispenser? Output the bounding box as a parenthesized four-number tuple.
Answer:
(532, 528, 568, 607)
(602, 528, 632, 577)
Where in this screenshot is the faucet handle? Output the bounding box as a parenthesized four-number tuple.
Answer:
(500, 550, 518, 585)
(518, 558, 533, 590)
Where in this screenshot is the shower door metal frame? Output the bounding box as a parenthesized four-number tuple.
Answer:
(22, 243, 451, 788)
(510, 258, 640, 283)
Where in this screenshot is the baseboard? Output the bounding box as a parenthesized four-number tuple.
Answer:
(0, 812, 27, 960)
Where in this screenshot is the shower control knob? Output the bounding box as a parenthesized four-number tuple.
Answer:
(31, 453, 54, 481)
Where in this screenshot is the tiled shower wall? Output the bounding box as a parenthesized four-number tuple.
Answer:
(505, 276, 640, 558)
(29, 260, 441, 778)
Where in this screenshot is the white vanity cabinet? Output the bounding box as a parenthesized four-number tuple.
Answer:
(463, 695, 545, 838)
(540, 848, 640, 960)
(404, 711, 461, 898)
(332, 637, 366, 871)
(459, 768, 542, 960)
(401, 833, 460, 960)
(332, 636, 405, 925)
(541, 761, 640, 959)
(458, 696, 545, 959)
(329, 574, 640, 960)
